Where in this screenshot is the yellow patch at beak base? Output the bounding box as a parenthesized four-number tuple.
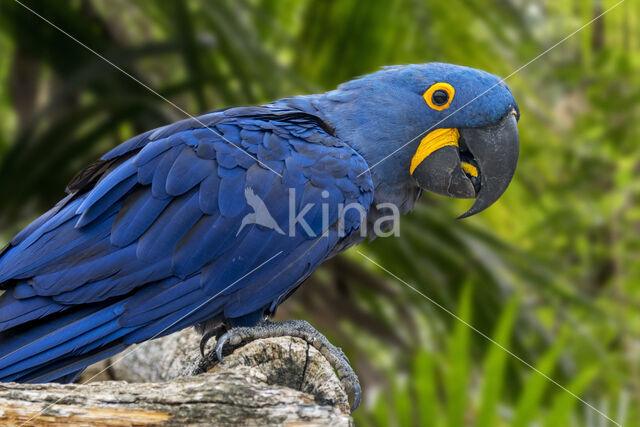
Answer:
(410, 128, 460, 174)
(461, 162, 478, 177)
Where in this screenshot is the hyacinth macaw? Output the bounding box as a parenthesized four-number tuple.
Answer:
(0, 63, 519, 410)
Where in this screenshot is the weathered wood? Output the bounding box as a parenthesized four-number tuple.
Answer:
(0, 332, 351, 426)
(98, 327, 207, 383)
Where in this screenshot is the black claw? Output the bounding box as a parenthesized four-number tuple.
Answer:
(216, 332, 230, 363)
(350, 381, 362, 412)
(199, 328, 218, 358)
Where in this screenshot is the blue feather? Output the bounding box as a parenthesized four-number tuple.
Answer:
(12, 281, 37, 299)
(30, 245, 137, 295)
(119, 276, 201, 326)
(244, 164, 278, 198)
(0, 205, 118, 282)
(137, 153, 163, 185)
(76, 159, 137, 215)
(9, 194, 74, 247)
(215, 144, 240, 169)
(0, 315, 126, 380)
(0, 294, 65, 332)
(75, 174, 137, 228)
(262, 132, 289, 160)
(19, 345, 126, 384)
(123, 296, 226, 344)
(195, 138, 217, 159)
(10, 198, 82, 253)
(152, 146, 183, 199)
(52, 258, 172, 304)
(136, 189, 203, 261)
(111, 188, 172, 247)
(166, 147, 214, 196)
(198, 174, 220, 214)
(217, 166, 247, 218)
(0, 302, 125, 374)
(179, 131, 200, 147)
(133, 138, 172, 167)
(204, 229, 278, 295)
(216, 123, 240, 143)
(172, 214, 235, 278)
(226, 230, 337, 318)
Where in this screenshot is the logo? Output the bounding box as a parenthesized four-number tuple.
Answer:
(237, 187, 400, 238)
(237, 187, 285, 236)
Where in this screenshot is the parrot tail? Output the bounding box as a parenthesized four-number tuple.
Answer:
(0, 298, 131, 383)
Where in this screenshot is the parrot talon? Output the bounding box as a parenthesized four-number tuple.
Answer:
(215, 332, 231, 363)
(212, 319, 362, 412)
(199, 328, 218, 358)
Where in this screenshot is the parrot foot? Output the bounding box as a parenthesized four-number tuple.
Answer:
(215, 319, 361, 412)
(198, 324, 225, 358)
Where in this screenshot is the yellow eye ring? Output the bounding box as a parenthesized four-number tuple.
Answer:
(423, 82, 455, 111)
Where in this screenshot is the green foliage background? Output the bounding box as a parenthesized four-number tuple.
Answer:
(1, 0, 639, 425)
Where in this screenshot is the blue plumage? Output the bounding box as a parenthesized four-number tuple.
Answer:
(0, 63, 519, 383)
(0, 293, 63, 331)
(76, 174, 138, 228)
(111, 188, 172, 247)
(75, 160, 137, 217)
(0, 96, 373, 383)
(53, 258, 172, 304)
(136, 189, 203, 261)
(166, 148, 213, 196)
(171, 215, 230, 276)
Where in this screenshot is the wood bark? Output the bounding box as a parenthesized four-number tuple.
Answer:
(0, 329, 351, 425)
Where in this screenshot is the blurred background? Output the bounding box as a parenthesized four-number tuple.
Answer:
(1, 0, 639, 425)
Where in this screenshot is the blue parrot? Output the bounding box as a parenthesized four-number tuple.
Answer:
(0, 63, 519, 410)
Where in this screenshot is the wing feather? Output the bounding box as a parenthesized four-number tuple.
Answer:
(0, 104, 374, 383)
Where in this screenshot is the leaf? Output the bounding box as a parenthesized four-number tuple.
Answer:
(413, 349, 440, 427)
(511, 333, 568, 427)
(543, 366, 599, 427)
(474, 294, 519, 427)
(446, 283, 473, 427)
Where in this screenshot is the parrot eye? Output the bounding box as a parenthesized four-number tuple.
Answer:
(432, 90, 449, 106)
(423, 82, 455, 111)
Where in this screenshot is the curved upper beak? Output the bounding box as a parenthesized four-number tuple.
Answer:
(411, 112, 519, 218)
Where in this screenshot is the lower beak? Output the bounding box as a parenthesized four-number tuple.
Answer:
(412, 112, 519, 218)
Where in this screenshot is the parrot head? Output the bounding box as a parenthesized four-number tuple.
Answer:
(317, 63, 519, 218)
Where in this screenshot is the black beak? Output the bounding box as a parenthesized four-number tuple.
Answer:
(412, 112, 519, 218)
(412, 145, 477, 199)
(457, 113, 519, 218)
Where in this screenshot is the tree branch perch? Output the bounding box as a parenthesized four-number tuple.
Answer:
(0, 330, 351, 425)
